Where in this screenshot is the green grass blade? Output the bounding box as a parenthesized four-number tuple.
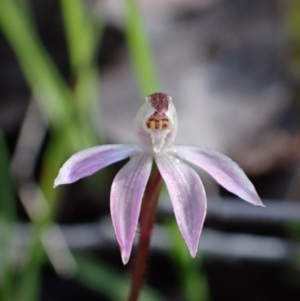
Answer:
(124, 0, 160, 96)
(60, 0, 97, 72)
(0, 0, 70, 126)
(0, 131, 17, 301)
(0, 130, 16, 221)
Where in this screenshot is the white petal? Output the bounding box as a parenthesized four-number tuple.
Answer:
(54, 145, 136, 187)
(111, 153, 152, 264)
(174, 145, 264, 206)
(155, 153, 207, 257)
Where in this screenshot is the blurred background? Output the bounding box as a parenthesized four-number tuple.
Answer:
(1, 0, 300, 300)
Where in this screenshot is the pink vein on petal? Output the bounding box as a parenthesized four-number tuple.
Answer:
(155, 153, 207, 258)
(54, 144, 137, 187)
(110, 153, 152, 265)
(175, 145, 264, 207)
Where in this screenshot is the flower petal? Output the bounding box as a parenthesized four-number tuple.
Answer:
(110, 153, 152, 264)
(54, 145, 136, 187)
(155, 153, 206, 258)
(174, 145, 264, 206)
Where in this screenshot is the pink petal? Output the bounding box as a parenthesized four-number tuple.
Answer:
(175, 145, 264, 207)
(54, 145, 136, 187)
(110, 153, 152, 264)
(155, 153, 207, 258)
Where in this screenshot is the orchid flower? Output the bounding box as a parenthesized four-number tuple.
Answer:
(54, 92, 264, 264)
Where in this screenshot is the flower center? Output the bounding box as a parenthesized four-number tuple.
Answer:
(146, 116, 169, 130)
(134, 92, 177, 153)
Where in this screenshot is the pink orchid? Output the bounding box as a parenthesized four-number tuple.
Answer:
(54, 92, 264, 264)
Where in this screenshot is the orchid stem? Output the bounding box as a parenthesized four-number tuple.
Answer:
(127, 164, 163, 301)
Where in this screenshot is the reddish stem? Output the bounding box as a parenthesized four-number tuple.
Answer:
(127, 164, 163, 301)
